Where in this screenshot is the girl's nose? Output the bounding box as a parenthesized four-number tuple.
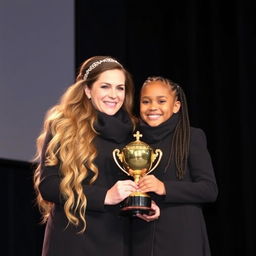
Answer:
(149, 102, 158, 110)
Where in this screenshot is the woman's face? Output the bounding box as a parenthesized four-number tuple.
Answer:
(140, 81, 180, 127)
(85, 69, 126, 115)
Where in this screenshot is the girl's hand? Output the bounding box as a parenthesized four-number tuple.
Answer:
(138, 175, 166, 195)
(136, 200, 160, 222)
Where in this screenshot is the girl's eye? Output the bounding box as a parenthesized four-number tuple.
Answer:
(159, 100, 166, 104)
(141, 100, 149, 104)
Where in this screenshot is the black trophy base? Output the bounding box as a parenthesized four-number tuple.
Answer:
(120, 193, 155, 217)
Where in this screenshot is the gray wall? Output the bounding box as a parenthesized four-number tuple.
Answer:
(0, 0, 74, 162)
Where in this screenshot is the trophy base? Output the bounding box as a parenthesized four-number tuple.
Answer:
(120, 193, 155, 217)
(120, 206, 155, 217)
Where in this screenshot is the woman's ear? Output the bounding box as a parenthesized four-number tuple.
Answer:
(173, 100, 181, 113)
(84, 86, 91, 100)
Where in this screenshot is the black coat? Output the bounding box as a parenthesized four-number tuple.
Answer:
(39, 110, 134, 256)
(131, 114, 218, 256)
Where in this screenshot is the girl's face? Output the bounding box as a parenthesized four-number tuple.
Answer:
(140, 81, 181, 127)
(85, 69, 126, 115)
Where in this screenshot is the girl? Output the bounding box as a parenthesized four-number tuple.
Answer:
(132, 76, 218, 256)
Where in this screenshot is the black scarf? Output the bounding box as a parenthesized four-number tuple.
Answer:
(138, 113, 180, 144)
(94, 109, 134, 144)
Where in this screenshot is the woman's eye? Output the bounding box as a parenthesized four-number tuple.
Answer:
(100, 85, 109, 89)
(118, 86, 125, 91)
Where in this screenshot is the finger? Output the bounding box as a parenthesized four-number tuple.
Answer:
(117, 180, 138, 191)
(137, 213, 158, 222)
(140, 175, 155, 182)
(146, 215, 159, 221)
(136, 214, 151, 222)
(139, 184, 157, 193)
(122, 180, 139, 189)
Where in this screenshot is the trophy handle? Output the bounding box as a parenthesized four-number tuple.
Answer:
(147, 149, 163, 175)
(112, 149, 130, 176)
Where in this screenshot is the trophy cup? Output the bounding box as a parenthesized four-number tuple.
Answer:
(113, 131, 163, 216)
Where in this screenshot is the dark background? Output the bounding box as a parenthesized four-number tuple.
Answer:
(3, 0, 255, 255)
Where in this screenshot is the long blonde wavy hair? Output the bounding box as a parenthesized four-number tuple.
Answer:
(33, 56, 136, 232)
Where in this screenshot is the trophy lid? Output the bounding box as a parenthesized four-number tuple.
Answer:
(124, 131, 151, 150)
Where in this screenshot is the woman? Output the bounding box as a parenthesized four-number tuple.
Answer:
(132, 76, 218, 256)
(33, 56, 158, 256)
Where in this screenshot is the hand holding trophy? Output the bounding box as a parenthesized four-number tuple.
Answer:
(113, 131, 163, 216)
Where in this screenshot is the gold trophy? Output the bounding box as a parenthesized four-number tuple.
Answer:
(113, 131, 163, 216)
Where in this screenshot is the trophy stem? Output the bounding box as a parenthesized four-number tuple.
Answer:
(129, 168, 147, 184)
(134, 174, 140, 184)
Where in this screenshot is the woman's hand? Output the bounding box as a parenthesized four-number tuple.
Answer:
(138, 175, 166, 195)
(136, 200, 160, 222)
(104, 180, 138, 205)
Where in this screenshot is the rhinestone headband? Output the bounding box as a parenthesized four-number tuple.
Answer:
(83, 58, 120, 80)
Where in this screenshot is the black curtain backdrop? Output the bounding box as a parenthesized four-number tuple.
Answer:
(3, 1, 255, 255)
(77, 1, 255, 255)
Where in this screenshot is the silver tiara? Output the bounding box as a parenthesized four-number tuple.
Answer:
(83, 58, 120, 80)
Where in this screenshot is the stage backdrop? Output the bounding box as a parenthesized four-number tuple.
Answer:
(0, 0, 74, 162)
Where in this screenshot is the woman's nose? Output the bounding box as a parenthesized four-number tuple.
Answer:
(109, 89, 117, 98)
